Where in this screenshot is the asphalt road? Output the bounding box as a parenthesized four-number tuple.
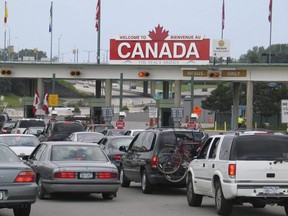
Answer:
(0, 183, 286, 216)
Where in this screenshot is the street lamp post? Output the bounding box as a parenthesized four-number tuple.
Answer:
(83, 50, 96, 63)
(58, 34, 62, 62)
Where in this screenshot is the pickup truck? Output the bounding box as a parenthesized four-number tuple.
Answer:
(186, 134, 288, 215)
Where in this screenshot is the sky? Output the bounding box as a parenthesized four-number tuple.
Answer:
(1, 0, 288, 63)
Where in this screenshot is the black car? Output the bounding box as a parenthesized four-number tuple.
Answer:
(119, 128, 203, 194)
(41, 121, 85, 141)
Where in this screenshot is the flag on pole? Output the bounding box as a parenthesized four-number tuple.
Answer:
(32, 91, 40, 117)
(222, 0, 225, 30)
(95, 0, 100, 31)
(268, 0, 272, 23)
(4, 1, 8, 24)
(49, 2, 53, 32)
(43, 91, 49, 114)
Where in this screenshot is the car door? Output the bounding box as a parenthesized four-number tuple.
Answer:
(191, 137, 213, 194)
(27, 144, 48, 177)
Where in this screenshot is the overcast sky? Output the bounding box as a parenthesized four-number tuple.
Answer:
(1, 0, 288, 63)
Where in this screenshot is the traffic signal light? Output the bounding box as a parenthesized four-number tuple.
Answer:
(1, 70, 12, 75)
(70, 70, 81, 76)
(138, 72, 150, 77)
(208, 72, 220, 78)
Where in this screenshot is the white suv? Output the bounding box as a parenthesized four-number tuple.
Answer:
(11, 118, 46, 134)
(187, 134, 288, 215)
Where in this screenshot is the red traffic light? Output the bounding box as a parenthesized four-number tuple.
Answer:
(138, 72, 150, 77)
(209, 72, 220, 78)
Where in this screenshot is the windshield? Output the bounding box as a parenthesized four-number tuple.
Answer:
(0, 136, 39, 147)
(19, 120, 45, 128)
(77, 133, 103, 142)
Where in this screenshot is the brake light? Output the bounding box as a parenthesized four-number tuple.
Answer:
(228, 164, 236, 177)
(14, 171, 35, 183)
(54, 172, 76, 179)
(113, 155, 122, 160)
(97, 172, 118, 179)
(151, 156, 157, 168)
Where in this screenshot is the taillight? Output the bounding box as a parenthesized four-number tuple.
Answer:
(54, 172, 76, 179)
(113, 155, 122, 160)
(151, 156, 157, 168)
(14, 171, 35, 183)
(47, 136, 54, 141)
(228, 164, 236, 177)
(97, 172, 118, 179)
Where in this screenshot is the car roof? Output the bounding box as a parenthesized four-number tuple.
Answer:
(41, 141, 101, 146)
(0, 134, 38, 137)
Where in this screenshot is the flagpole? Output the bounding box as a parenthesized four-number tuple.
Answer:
(97, 0, 101, 64)
(3, 1, 7, 62)
(268, 0, 272, 64)
(50, 1, 53, 63)
(221, 0, 224, 39)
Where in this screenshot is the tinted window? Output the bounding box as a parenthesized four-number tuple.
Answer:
(107, 137, 134, 149)
(198, 138, 212, 159)
(19, 120, 45, 128)
(233, 135, 288, 160)
(53, 122, 84, 133)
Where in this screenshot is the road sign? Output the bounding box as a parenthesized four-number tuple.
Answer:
(187, 122, 197, 129)
(48, 94, 59, 107)
(281, 100, 288, 123)
(102, 107, 114, 118)
(193, 106, 202, 115)
(171, 107, 184, 122)
(149, 107, 158, 118)
(116, 120, 125, 129)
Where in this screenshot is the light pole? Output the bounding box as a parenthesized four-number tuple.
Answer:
(83, 50, 96, 63)
(58, 34, 62, 62)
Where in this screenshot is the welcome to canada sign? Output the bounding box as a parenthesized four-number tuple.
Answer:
(110, 25, 210, 65)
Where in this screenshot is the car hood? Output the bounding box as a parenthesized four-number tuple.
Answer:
(9, 146, 36, 156)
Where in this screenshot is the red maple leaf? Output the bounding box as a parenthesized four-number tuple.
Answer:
(148, 24, 169, 41)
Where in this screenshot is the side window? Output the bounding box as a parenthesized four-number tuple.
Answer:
(198, 138, 213, 159)
(141, 132, 155, 151)
(219, 136, 234, 160)
(131, 132, 146, 151)
(30, 144, 47, 161)
(208, 138, 221, 159)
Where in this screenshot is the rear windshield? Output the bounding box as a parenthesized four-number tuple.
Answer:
(51, 145, 108, 162)
(0, 136, 39, 147)
(53, 123, 84, 134)
(0, 145, 20, 162)
(233, 135, 288, 160)
(19, 120, 45, 128)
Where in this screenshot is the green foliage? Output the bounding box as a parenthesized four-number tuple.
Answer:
(122, 105, 129, 111)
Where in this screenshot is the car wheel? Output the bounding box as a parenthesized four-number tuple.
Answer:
(120, 166, 130, 187)
(187, 174, 202, 207)
(141, 169, 153, 194)
(284, 205, 288, 215)
(13, 204, 31, 216)
(252, 201, 266, 208)
(215, 181, 233, 215)
(37, 177, 48, 199)
(102, 192, 116, 200)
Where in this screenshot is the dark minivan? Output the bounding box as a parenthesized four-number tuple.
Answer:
(42, 121, 85, 141)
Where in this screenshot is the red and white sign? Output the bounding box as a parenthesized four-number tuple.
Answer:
(116, 120, 125, 129)
(110, 24, 210, 65)
(187, 122, 197, 129)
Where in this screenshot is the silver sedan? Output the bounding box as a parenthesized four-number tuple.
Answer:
(26, 142, 120, 200)
(0, 143, 37, 216)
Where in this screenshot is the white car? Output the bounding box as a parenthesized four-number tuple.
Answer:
(0, 134, 40, 160)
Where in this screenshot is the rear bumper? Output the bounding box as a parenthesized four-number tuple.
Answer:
(147, 169, 186, 186)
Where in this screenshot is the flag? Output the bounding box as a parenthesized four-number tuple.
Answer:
(95, 0, 100, 31)
(32, 91, 40, 117)
(268, 0, 272, 23)
(4, 1, 8, 24)
(43, 91, 49, 114)
(49, 2, 53, 32)
(222, 0, 225, 30)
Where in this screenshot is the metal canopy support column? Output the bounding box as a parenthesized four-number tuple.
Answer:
(37, 78, 44, 103)
(174, 80, 181, 127)
(246, 81, 253, 130)
(143, 81, 148, 95)
(105, 79, 112, 107)
(163, 81, 169, 99)
(150, 81, 156, 96)
(95, 80, 101, 98)
(232, 82, 240, 130)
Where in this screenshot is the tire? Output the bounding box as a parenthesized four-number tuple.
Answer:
(141, 170, 153, 194)
(157, 147, 182, 174)
(37, 177, 48, 199)
(215, 181, 233, 216)
(102, 192, 116, 200)
(187, 174, 202, 207)
(120, 166, 131, 187)
(165, 165, 187, 183)
(284, 206, 288, 215)
(13, 204, 31, 216)
(252, 202, 266, 208)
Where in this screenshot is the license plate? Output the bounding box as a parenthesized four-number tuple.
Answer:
(263, 186, 279, 194)
(79, 172, 94, 179)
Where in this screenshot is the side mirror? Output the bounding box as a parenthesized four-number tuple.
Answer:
(119, 146, 127, 152)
